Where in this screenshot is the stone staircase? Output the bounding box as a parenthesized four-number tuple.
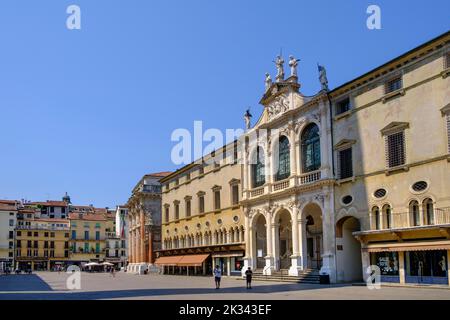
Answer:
(247, 269, 321, 284)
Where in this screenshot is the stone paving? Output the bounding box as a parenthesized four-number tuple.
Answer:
(0, 272, 449, 300)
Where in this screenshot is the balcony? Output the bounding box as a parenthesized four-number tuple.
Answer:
(272, 179, 290, 192)
(360, 207, 450, 232)
(299, 170, 321, 185)
(141, 185, 162, 194)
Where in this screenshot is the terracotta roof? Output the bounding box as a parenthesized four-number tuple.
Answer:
(68, 213, 107, 221)
(29, 201, 68, 207)
(147, 171, 172, 177)
(0, 203, 17, 211)
(0, 200, 18, 205)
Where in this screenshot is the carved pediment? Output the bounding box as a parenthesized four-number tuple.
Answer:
(266, 95, 290, 121)
(380, 122, 409, 136)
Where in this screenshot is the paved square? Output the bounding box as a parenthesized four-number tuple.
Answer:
(0, 272, 450, 300)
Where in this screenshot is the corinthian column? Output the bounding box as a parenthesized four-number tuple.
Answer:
(140, 210, 145, 263)
(288, 204, 302, 276)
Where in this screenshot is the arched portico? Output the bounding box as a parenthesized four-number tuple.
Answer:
(301, 203, 324, 270)
(336, 216, 362, 282)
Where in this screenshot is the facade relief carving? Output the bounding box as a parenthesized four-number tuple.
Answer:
(267, 95, 290, 121)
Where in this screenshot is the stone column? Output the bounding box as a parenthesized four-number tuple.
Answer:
(361, 250, 370, 282)
(148, 230, 154, 264)
(289, 206, 302, 276)
(140, 210, 145, 263)
(128, 230, 133, 264)
(299, 219, 308, 270)
(271, 223, 280, 271)
(399, 251, 405, 284)
(135, 229, 140, 264)
(264, 216, 274, 275)
(242, 212, 253, 277)
(319, 193, 337, 283)
(289, 125, 298, 178)
(319, 104, 331, 178)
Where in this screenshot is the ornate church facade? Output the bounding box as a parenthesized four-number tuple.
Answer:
(241, 31, 450, 285)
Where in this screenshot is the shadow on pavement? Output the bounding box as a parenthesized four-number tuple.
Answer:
(0, 282, 347, 300)
(0, 274, 53, 292)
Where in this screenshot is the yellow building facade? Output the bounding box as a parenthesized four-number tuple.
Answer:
(158, 144, 245, 276)
(15, 212, 70, 271)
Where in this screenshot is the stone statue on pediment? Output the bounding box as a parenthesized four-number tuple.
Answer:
(273, 55, 285, 82)
(265, 73, 272, 92)
(289, 55, 300, 77)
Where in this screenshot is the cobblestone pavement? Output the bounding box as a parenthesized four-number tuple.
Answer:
(0, 272, 449, 300)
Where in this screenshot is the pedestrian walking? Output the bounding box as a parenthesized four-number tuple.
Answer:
(213, 265, 222, 289)
(245, 267, 253, 289)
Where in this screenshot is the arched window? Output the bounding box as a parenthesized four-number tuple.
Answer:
(276, 136, 291, 181)
(383, 204, 392, 229)
(252, 147, 266, 188)
(372, 206, 380, 230)
(423, 198, 434, 225)
(410, 200, 420, 226)
(301, 123, 321, 173)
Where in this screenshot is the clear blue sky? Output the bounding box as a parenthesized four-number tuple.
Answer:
(0, 0, 448, 207)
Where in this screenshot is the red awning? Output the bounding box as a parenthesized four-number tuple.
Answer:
(154, 256, 183, 266)
(154, 254, 209, 266)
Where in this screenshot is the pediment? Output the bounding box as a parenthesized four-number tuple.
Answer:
(380, 122, 409, 135)
(334, 139, 356, 150)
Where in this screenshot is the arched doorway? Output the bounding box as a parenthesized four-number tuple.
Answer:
(336, 216, 362, 282)
(303, 203, 323, 270)
(254, 214, 267, 269)
(275, 209, 293, 270)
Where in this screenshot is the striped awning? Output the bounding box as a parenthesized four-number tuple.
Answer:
(364, 241, 450, 253)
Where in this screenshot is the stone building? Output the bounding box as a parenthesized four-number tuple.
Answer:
(127, 172, 171, 274)
(157, 144, 244, 276)
(332, 32, 450, 285)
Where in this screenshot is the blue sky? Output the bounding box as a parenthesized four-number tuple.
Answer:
(0, 0, 448, 207)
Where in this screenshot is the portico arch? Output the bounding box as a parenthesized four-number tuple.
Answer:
(301, 203, 323, 270)
(253, 214, 268, 269)
(336, 216, 362, 282)
(273, 208, 293, 269)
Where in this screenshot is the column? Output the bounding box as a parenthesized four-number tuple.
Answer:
(264, 217, 274, 275)
(361, 250, 370, 282)
(227, 258, 231, 276)
(242, 212, 253, 277)
(140, 210, 145, 264)
(128, 230, 133, 264)
(289, 125, 298, 178)
(148, 231, 154, 264)
(289, 206, 302, 276)
(399, 251, 405, 284)
(319, 104, 331, 178)
(320, 193, 337, 283)
(299, 219, 308, 270)
(271, 223, 280, 271)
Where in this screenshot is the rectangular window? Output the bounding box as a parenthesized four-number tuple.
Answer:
(27, 240, 32, 248)
(186, 200, 191, 217)
(84, 231, 89, 240)
(50, 250, 55, 258)
(386, 131, 406, 168)
(44, 232, 48, 237)
(44, 241, 48, 249)
(84, 243, 89, 252)
(165, 206, 169, 223)
(232, 185, 239, 205)
(33, 241, 38, 248)
(214, 191, 221, 210)
(336, 97, 350, 115)
(95, 243, 100, 253)
(338, 148, 353, 179)
(50, 241, 55, 249)
(9, 231, 14, 239)
(17, 240, 21, 248)
(61, 207, 66, 214)
(17, 231, 21, 237)
(9, 219, 14, 227)
(27, 231, 32, 237)
(33, 249, 38, 257)
(50, 207, 54, 213)
(9, 241, 13, 249)
(121, 240, 125, 248)
(199, 196, 205, 214)
(385, 77, 403, 94)
(95, 231, 100, 240)
(71, 230, 76, 239)
(446, 114, 450, 153)
(34, 232, 38, 237)
(64, 242, 69, 249)
(64, 250, 69, 258)
(175, 203, 179, 220)
(50, 232, 55, 238)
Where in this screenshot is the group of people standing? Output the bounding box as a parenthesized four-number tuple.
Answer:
(213, 265, 253, 290)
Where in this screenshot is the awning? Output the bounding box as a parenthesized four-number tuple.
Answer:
(178, 254, 210, 267)
(154, 254, 209, 267)
(364, 241, 450, 253)
(154, 256, 183, 266)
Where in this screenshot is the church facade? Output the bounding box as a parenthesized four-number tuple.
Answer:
(241, 31, 450, 285)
